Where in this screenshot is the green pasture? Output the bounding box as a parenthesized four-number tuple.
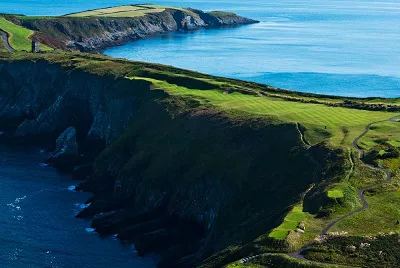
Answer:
(130, 77, 396, 147)
(331, 190, 400, 235)
(66, 4, 180, 18)
(269, 205, 305, 240)
(359, 121, 400, 150)
(0, 17, 33, 51)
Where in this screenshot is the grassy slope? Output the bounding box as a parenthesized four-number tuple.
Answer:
(65, 4, 198, 18)
(329, 121, 400, 236)
(0, 17, 52, 51)
(66, 4, 168, 17)
(1, 50, 399, 266)
(137, 78, 394, 147)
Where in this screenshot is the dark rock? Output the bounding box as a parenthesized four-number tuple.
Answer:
(46, 127, 79, 170)
(76, 197, 123, 219)
(72, 163, 93, 180)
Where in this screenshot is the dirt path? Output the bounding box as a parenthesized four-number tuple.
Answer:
(296, 122, 311, 148)
(0, 30, 15, 52)
(320, 115, 399, 235)
(289, 114, 400, 265)
(242, 115, 400, 267)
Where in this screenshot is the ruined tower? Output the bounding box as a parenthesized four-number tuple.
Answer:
(31, 39, 40, 53)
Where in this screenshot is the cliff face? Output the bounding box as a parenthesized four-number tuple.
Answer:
(0, 59, 331, 267)
(15, 9, 258, 52)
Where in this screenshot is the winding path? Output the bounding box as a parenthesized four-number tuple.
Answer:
(0, 30, 15, 52)
(290, 114, 400, 264)
(243, 115, 400, 267)
(320, 115, 399, 236)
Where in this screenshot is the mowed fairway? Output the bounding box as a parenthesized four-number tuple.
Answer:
(359, 121, 400, 150)
(269, 205, 305, 240)
(0, 17, 33, 51)
(138, 78, 397, 147)
(0, 17, 52, 51)
(67, 5, 169, 18)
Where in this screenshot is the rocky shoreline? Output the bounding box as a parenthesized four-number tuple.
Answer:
(0, 55, 329, 267)
(11, 8, 258, 52)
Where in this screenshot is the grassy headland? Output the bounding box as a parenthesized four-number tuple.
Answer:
(0, 48, 399, 267)
(0, 5, 399, 267)
(0, 4, 258, 52)
(66, 4, 184, 18)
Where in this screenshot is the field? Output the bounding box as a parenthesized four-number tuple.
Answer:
(269, 205, 306, 240)
(66, 4, 176, 18)
(0, 17, 33, 51)
(0, 17, 52, 51)
(358, 121, 400, 152)
(130, 77, 396, 147)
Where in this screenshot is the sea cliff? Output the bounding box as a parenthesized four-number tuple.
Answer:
(7, 8, 258, 52)
(0, 54, 338, 267)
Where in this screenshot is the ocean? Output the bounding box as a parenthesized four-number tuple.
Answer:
(1, 0, 399, 97)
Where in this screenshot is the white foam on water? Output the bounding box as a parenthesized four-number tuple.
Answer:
(8, 196, 26, 212)
(15, 196, 26, 203)
(85, 228, 95, 233)
(39, 163, 49, 167)
(74, 202, 91, 210)
(80, 203, 91, 209)
(68, 185, 76, 191)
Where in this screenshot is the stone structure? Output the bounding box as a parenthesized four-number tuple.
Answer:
(31, 40, 40, 53)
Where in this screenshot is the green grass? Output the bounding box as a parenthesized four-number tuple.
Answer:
(0, 17, 52, 51)
(327, 189, 344, 199)
(130, 77, 396, 147)
(66, 4, 183, 18)
(269, 205, 306, 240)
(331, 190, 400, 235)
(0, 17, 33, 51)
(2, 52, 400, 265)
(359, 121, 400, 150)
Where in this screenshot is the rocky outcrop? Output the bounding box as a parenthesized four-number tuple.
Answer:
(14, 8, 258, 52)
(46, 127, 79, 169)
(0, 58, 332, 267)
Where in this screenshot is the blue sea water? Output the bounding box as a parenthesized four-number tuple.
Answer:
(0, 147, 158, 267)
(1, 0, 400, 97)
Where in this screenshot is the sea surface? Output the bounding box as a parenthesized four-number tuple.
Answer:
(0, 146, 157, 267)
(1, 0, 400, 97)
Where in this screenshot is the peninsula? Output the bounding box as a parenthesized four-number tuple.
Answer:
(0, 4, 258, 52)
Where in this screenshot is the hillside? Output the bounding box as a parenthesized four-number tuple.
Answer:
(1, 23, 400, 268)
(0, 4, 258, 52)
